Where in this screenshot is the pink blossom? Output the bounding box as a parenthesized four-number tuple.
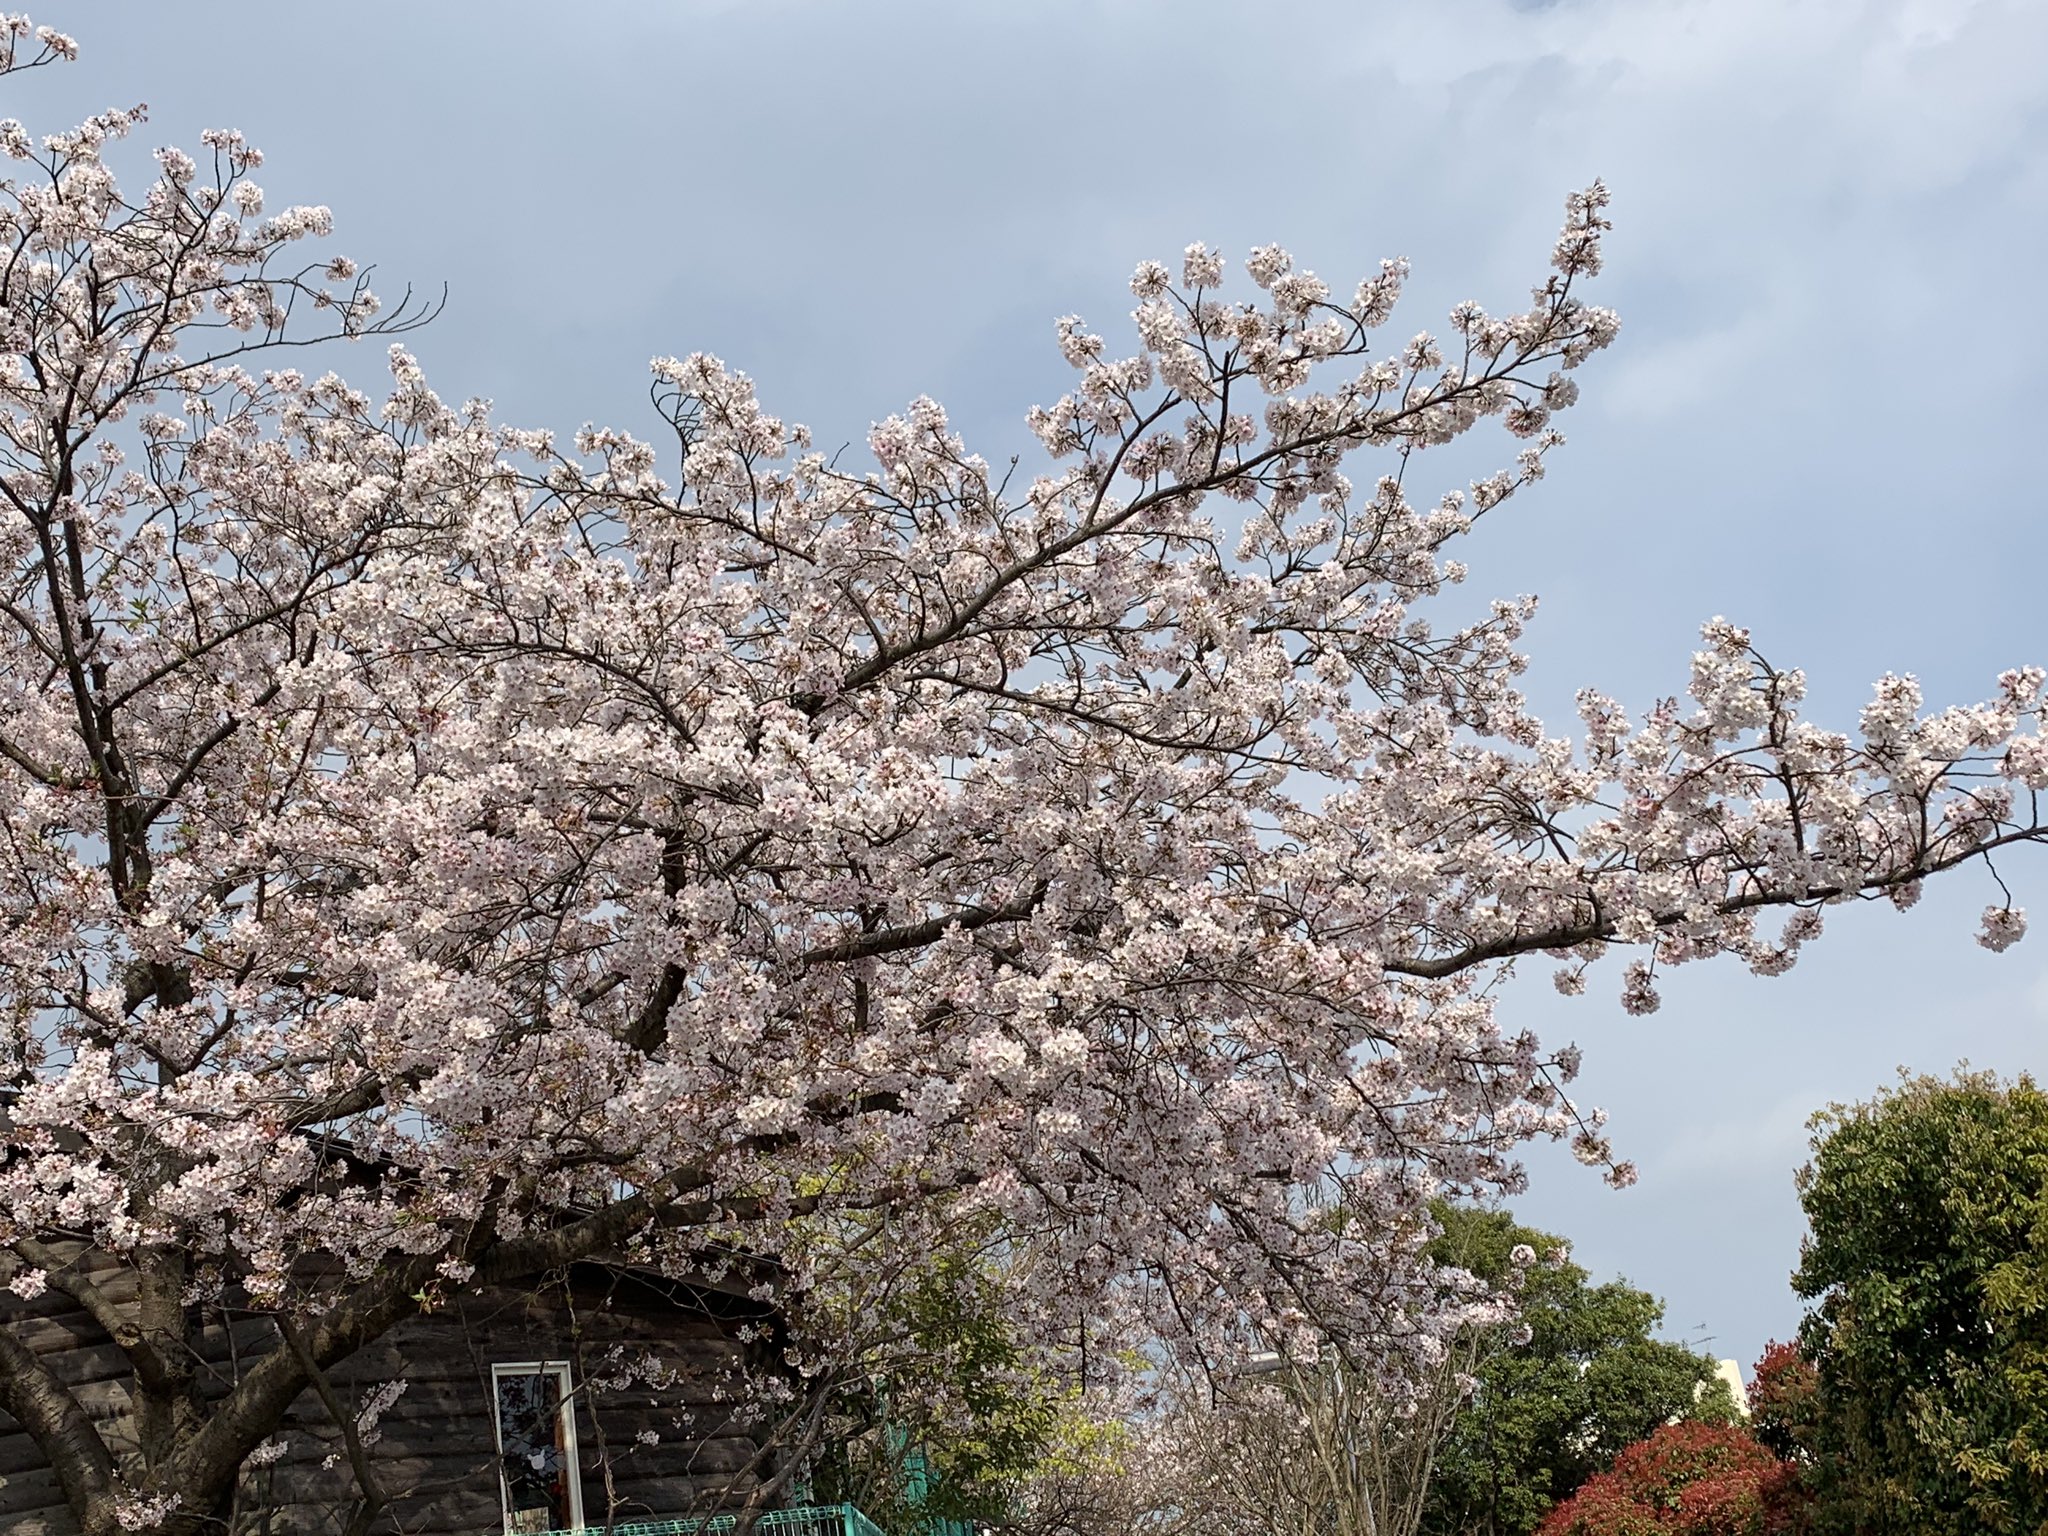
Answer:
(1978, 906, 2028, 952)
(0, 39, 2038, 1522)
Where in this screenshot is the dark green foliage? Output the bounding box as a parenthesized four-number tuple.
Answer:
(1793, 1069, 2048, 1535)
(1421, 1204, 1734, 1536)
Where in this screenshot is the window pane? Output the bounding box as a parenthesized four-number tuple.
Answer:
(496, 1369, 573, 1533)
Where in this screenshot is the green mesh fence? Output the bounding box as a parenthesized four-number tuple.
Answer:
(538, 1504, 889, 1536)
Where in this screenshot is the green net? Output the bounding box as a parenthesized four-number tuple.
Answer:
(539, 1504, 889, 1536)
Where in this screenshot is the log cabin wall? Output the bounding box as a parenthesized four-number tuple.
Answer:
(1, 1246, 787, 1535)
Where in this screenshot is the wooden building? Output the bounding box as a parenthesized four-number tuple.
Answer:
(0, 1242, 797, 1535)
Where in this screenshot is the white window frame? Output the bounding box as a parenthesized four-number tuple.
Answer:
(490, 1360, 585, 1535)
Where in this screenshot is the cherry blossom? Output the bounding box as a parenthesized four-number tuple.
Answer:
(0, 21, 2043, 1534)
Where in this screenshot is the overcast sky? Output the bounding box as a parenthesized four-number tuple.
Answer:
(22, 0, 2047, 1372)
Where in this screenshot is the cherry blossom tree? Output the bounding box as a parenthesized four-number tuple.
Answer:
(2, 17, 2045, 1534)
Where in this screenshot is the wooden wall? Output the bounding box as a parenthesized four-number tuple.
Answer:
(1, 1251, 786, 1535)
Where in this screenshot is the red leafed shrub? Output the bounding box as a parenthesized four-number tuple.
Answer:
(1536, 1420, 1810, 1536)
(1747, 1340, 1820, 1462)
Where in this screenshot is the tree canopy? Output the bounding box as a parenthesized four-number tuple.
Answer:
(2, 15, 2047, 1535)
(1534, 1420, 1806, 1536)
(1793, 1069, 2048, 1535)
(1421, 1205, 1736, 1536)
